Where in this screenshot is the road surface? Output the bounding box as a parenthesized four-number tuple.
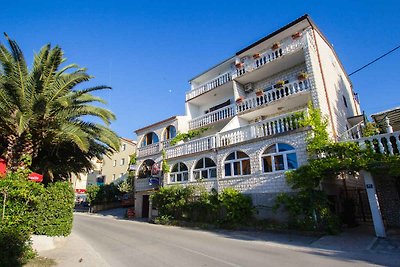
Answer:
(48, 213, 399, 267)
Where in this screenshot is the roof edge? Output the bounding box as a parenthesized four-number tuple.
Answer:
(134, 116, 178, 133)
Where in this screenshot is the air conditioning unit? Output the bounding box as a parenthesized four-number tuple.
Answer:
(244, 83, 254, 93)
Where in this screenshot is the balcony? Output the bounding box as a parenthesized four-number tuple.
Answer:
(189, 104, 236, 130)
(353, 131, 400, 155)
(166, 111, 304, 159)
(236, 79, 310, 114)
(233, 36, 305, 84)
(188, 79, 310, 129)
(186, 72, 232, 101)
(137, 143, 160, 158)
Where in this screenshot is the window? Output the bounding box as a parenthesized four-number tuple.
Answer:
(170, 162, 189, 183)
(163, 125, 177, 140)
(262, 143, 298, 173)
(120, 173, 124, 178)
(224, 151, 250, 177)
(120, 158, 125, 166)
(343, 95, 348, 108)
(113, 160, 117, 167)
(122, 144, 126, 151)
(193, 157, 217, 180)
(141, 132, 159, 147)
(112, 174, 115, 180)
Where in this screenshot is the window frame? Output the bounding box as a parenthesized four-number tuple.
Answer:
(193, 157, 217, 180)
(224, 151, 251, 177)
(262, 143, 298, 173)
(170, 162, 189, 183)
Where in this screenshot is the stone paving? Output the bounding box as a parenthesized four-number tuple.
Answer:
(371, 234, 400, 254)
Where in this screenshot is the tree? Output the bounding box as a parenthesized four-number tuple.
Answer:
(0, 33, 120, 182)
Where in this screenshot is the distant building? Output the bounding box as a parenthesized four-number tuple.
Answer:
(134, 14, 361, 219)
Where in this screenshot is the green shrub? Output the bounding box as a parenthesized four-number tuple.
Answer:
(0, 225, 35, 267)
(218, 188, 253, 226)
(33, 182, 75, 236)
(86, 184, 120, 205)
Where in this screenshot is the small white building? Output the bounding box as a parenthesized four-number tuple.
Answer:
(134, 14, 361, 219)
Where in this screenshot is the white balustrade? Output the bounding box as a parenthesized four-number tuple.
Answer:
(137, 143, 160, 158)
(186, 72, 232, 101)
(338, 121, 364, 141)
(165, 135, 216, 159)
(218, 111, 304, 147)
(234, 35, 304, 78)
(355, 131, 400, 156)
(236, 79, 310, 113)
(189, 104, 236, 130)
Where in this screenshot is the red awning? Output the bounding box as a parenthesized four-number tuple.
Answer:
(28, 172, 43, 182)
(0, 158, 6, 176)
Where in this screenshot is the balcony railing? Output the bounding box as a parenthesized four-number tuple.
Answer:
(165, 135, 216, 159)
(189, 104, 236, 130)
(166, 111, 304, 159)
(218, 111, 303, 147)
(354, 131, 400, 155)
(236, 79, 310, 113)
(186, 72, 232, 101)
(137, 143, 160, 158)
(233, 36, 305, 79)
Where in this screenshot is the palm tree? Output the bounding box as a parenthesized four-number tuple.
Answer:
(0, 33, 120, 182)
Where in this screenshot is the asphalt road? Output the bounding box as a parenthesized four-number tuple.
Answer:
(63, 214, 397, 267)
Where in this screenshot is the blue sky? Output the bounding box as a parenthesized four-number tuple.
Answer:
(1, 1, 399, 139)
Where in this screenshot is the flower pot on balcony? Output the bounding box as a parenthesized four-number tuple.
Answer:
(253, 53, 260, 59)
(255, 89, 264, 96)
(271, 42, 280, 50)
(297, 72, 308, 81)
(292, 32, 301, 39)
(235, 62, 243, 68)
(236, 96, 244, 104)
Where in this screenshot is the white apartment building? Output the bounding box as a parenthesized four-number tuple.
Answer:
(134, 15, 361, 219)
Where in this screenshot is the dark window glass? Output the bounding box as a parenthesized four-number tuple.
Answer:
(177, 173, 182, 182)
(204, 157, 216, 167)
(278, 143, 294, 152)
(193, 171, 200, 180)
(183, 173, 188, 181)
(242, 159, 251, 175)
(225, 163, 231, 176)
(201, 170, 208, 179)
(287, 153, 298, 169)
(172, 164, 179, 172)
(265, 145, 276, 154)
(209, 168, 217, 178)
(237, 151, 248, 159)
(343, 95, 348, 108)
(275, 155, 285, 171)
(195, 159, 204, 169)
(179, 163, 188, 171)
(170, 174, 175, 182)
(226, 152, 235, 161)
(263, 156, 273, 172)
(233, 162, 241, 175)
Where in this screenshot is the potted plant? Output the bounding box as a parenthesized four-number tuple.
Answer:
(235, 62, 243, 68)
(292, 32, 301, 39)
(253, 53, 260, 59)
(275, 80, 285, 88)
(255, 89, 264, 96)
(297, 72, 308, 81)
(236, 96, 244, 104)
(271, 42, 280, 50)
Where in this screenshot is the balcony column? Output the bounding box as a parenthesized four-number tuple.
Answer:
(361, 170, 386, 237)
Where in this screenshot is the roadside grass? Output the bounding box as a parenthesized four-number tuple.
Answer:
(24, 256, 56, 267)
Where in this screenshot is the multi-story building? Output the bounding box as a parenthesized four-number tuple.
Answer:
(134, 15, 361, 219)
(101, 137, 137, 184)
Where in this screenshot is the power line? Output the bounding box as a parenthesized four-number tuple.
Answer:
(349, 44, 400, 76)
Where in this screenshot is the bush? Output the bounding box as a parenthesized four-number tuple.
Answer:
(151, 186, 254, 226)
(0, 225, 35, 267)
(33, 182, 75, 236)
(86, 184, 120, 205)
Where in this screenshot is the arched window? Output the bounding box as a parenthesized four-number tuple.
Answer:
(138, 159, 155, 178)
(224, 151, 250, 177)
(170, 162, 188, 183)
(262, 143, 297, 173)
(141, 132, 159, 147)
(163, 125, 177, 140)
(193, 157, 216, 180)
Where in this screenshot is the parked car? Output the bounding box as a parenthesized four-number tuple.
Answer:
(121, 193, 134, 207)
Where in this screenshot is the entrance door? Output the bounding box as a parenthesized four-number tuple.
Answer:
(142, 195, 149, 218)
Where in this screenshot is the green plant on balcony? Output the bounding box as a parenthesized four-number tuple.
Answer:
(253, 53, 260, 59)
(169, 127, 209, 146)
(297, 72, 308, 81)
(161, 149, 170, 173)
(275, 80, 285, 88)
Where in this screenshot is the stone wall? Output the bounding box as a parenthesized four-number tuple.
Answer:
(375, 176, 400, 228)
